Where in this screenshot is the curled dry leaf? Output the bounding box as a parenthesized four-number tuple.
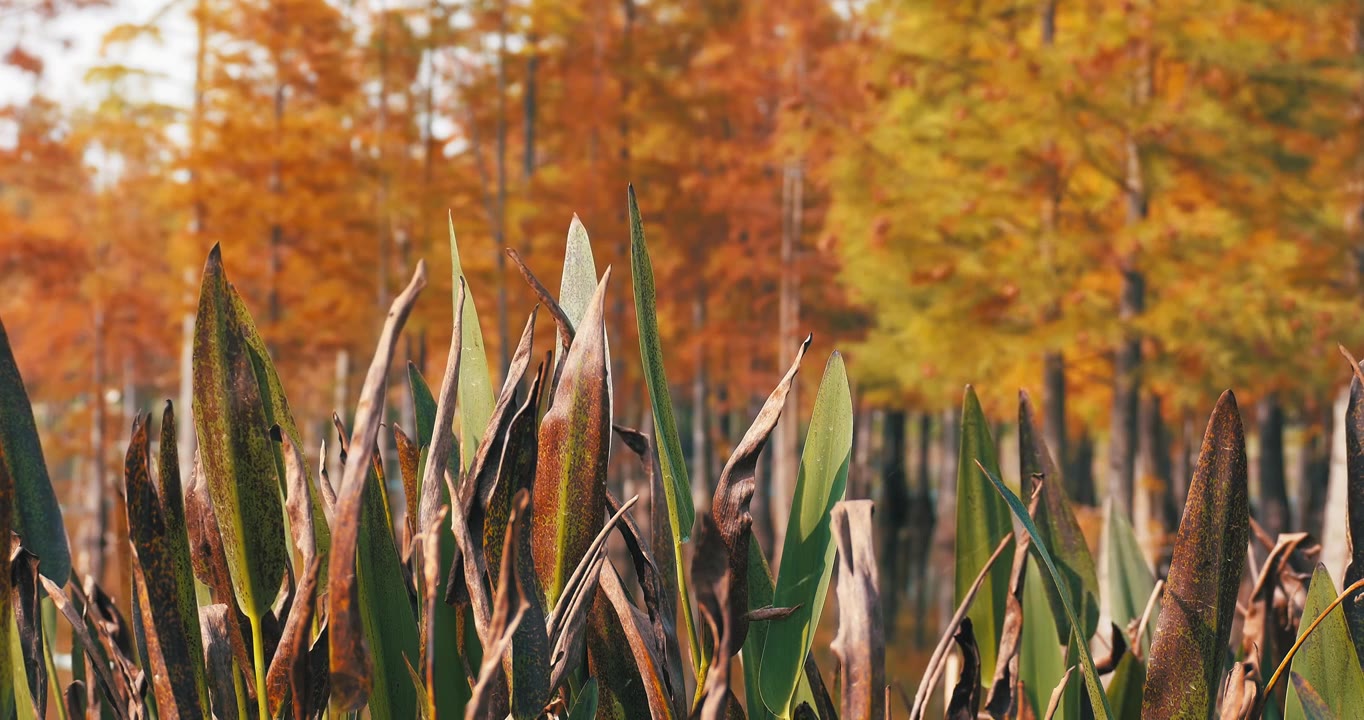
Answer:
(946, 618, 982, 720)
(465, 490, 533, 720)
(12, 541, 45, 719)
(199, 604, 239, 720)
(41, 576, 129, 720)
(1342, 363, 1364, 669)
(1142, 391, 1249, 720)
(710, 335, 810, 657)
(273, 425, 317, 575)
(829, 500, 884, 720)
(608, 432, 685, 716)
(326, 261, 427, 711)
(265, 556, 322, 720)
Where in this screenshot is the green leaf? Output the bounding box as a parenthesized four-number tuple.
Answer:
(558, 214, 599, 354)
(0, 315, 71, 583)
(0, 437, 14, 719)
(976, 461, 1114, 719)
(1141, 391, 1249, 720)
(1284, 565, 1364, 720)
(759, 352, 853, 717)
(228, 285, 331, 591)
(1101, 496, 1158, 657)
(357, 445, 421, 720)
(628, 185, 701, 670)
(1105, 652, 1145, 719)
(1291, 673, 1342, 720)
(1019, 560, 1069, 719)
(955, 386, 1012, 682)
(408, 363, 438, 452)
(449, 217, 495, 473)
(1019, 391, 1099, 644)
(566, 679, 598, 720)
(191, 244, 288, 621)
(531, 271, 612, 608)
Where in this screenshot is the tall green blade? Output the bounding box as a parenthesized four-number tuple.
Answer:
(1019, 560, 1069, 719)
(191, 244, 288, 621)
(1106, 652, 1146, 719)
(356, 459, 421, 720)
(628, 185, 701, 669)
(0, 315, 70, 582)
(977, 461, 1114, 719)
(1101, 496, 1158, 656)
(1141, 391, 1248, 720)
(449, 217, 495, 471)
(955, 386, 1011, 682)
(1020, 391, 1099, 643)
(1284, 565, 1364, 720)
(758, 352, 853, 717)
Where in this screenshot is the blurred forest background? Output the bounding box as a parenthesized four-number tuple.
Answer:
(5, 0, 1364, 673)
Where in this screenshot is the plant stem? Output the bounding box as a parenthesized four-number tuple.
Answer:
(249, 611, 269, 720)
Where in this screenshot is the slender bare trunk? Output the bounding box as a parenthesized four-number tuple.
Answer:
(911, 412, 937, 648)
(932, 405, 960, 640)
(1169, 407, 1194, 519)
(493, 0, 510, 371)
(771, 160, 803, 564)
(85, 309, 108, 584)
(1257, 392, 1289, 537)
(1300, 399, 1333, 539)
(523, 31, 537, 179)
(690, 287, 710, 512)
(880, 410, 908, 641)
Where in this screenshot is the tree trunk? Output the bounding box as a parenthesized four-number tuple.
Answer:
(912, 412, 937, 647)
(1111, 18, 1152, 518)
(1323, 386, 1351, 579)
(932, 405, 961, 640)
(85, 308, 108, 584)
(493, 0, 510, 371)
(1257, 392, 1289, 537)
(1299, 398, 1333, 539)
(1043, 352, 1080, 502)
(523, 32, 537, 179)
(178, 271, 197, 481)
(690, 289, 710, 512)
(1072, 430, 1096, 504)
(770, 160, 803, 565)
(880, 410, 908, 642)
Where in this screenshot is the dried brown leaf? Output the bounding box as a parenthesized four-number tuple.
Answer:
(830, 500, 884, 720)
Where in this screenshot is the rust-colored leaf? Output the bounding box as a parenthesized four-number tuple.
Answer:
(265, 556, 322, 720)
(1141, 390, 1249, 719)
(124, 414, 210, 720)
(830, 500, 884, 720)
(483, 355, 545, 588)
(394, 426, 421, 547)
(532, 269, 612, 609)
(709, 335, 811, 655)
(326, 262, 426, 711)
(595, 565, 678, 720)
(946, 618, 982, 720)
